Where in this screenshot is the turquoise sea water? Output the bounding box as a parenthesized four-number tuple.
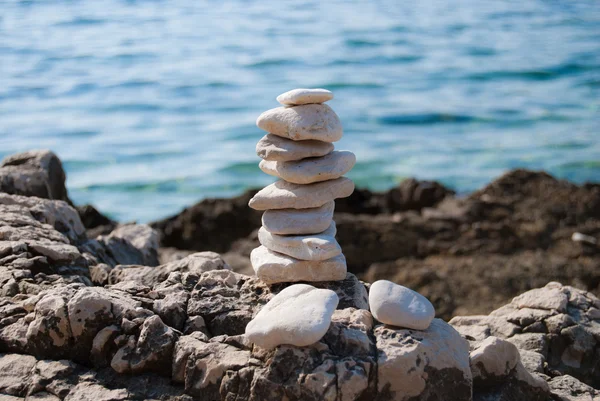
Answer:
(1, 0, 599, 222)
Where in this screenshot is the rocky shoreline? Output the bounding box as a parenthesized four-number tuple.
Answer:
(0, 150, 599, 400)
(150, 159, 599, 320)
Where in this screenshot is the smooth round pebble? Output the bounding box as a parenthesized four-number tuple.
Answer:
(251, 246, 347, 284)
(261, 201, 334, 235)
(259, 150, 356, 185)
(248, 177, 354, 210)
(256, 104, 343, 142)
(256, 134, 334, 162)
(258, 223, 340, 261)
(276, 88, 334, 106)
(245, 284, 339, 349)
(368, 280, 435, 330)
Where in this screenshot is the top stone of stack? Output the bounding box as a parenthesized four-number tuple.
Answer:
(276, 88, 333, 106)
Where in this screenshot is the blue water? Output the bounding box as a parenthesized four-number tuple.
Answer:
(1, 1, 599, 222)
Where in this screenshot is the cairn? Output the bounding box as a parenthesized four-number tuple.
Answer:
(248, 88, 355, 284)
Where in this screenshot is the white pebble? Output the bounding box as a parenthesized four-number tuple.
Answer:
(276, 88, 334, 106)
(369, 280, 435, 330)
(245, 284, 339, 349)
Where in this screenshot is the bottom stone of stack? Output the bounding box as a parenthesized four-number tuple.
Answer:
(250, 245, 347, 284)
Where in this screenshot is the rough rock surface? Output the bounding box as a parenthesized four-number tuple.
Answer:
(450, 282, 600, 394)
(0, 150, 70, 203)
(1, 151, 599, 400)
(0, 182, 595, 400)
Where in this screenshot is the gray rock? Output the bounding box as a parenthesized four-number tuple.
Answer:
(109, 251, 230, 286)
(0, 193, 84, 242)
(452, 282, 600, 399)
(80, 224, 160, 268)
(0, 353, 37, 395)
(375, 319, 472, 400)
(548, 375, 600, 401)
(107, 224, 159, 267)
(0, 150, 69, 202)
(470, 336, 520, 381)
(110, 315, 177, 375)
(64, 382, 129, 401)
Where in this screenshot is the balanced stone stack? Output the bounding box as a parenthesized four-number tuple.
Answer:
(248, 88, 355, 285)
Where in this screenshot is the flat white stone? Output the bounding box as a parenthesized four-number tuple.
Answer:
(276, 88, 334, 106)
(259, 151, 356, 185)
(256, 104, 343, 142)
(258, 222, 340, 261)
(262, 201, 334, 235)
(251, 246, 347, 284)
(245, 284, 339, 349)
(248, 177, 354, 210)
(256, 134, 334, 162)
(369, 280, 435, 330)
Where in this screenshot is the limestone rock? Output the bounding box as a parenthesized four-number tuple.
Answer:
(0, 193, 85, 242)
(176, 337, 251, 399)
(107, 224, 159, 267)
(251, 246, 347, 284)
(256, 134, 334, 162)
(375, 319, 472, 400)
(470, 336, 520, 379)
(451, 282, 600, 391)
(548, 375, 600, 401)
(257, 224, 341, 261)
(469, 336, 551, 400)
(245, 284, 339, 349)
(261, 201, 334, 235)
(276, 88, 333, 106)
(108, 251, 230, 286)
(256, 104, 343, 142)
(0, 150, 69, 202)
(110, 315, 177, 375)
(248, 177, 354, 210)
(259, 150, 356, 184)
(369, 280, 435, 330)
(0, 353, 37, 395)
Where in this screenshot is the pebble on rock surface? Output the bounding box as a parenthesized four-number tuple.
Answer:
(251, 246, 347, 284)
(261, 201, 335, 235)
(257, 225, 341, 261)
(245, 284, 339, 349)
(256, 134, 334, 162)
(256, 104, 343, 142)
(248, 177, 354, 211)
(368, 280, 435, 330)
(259, 150, 356, 185)
(276, 88, 334, 106)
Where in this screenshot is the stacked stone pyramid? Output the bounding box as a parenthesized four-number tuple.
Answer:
(248, 88, 355, 284)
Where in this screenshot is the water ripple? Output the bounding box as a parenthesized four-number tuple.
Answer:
(1, 0, 598, 222)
